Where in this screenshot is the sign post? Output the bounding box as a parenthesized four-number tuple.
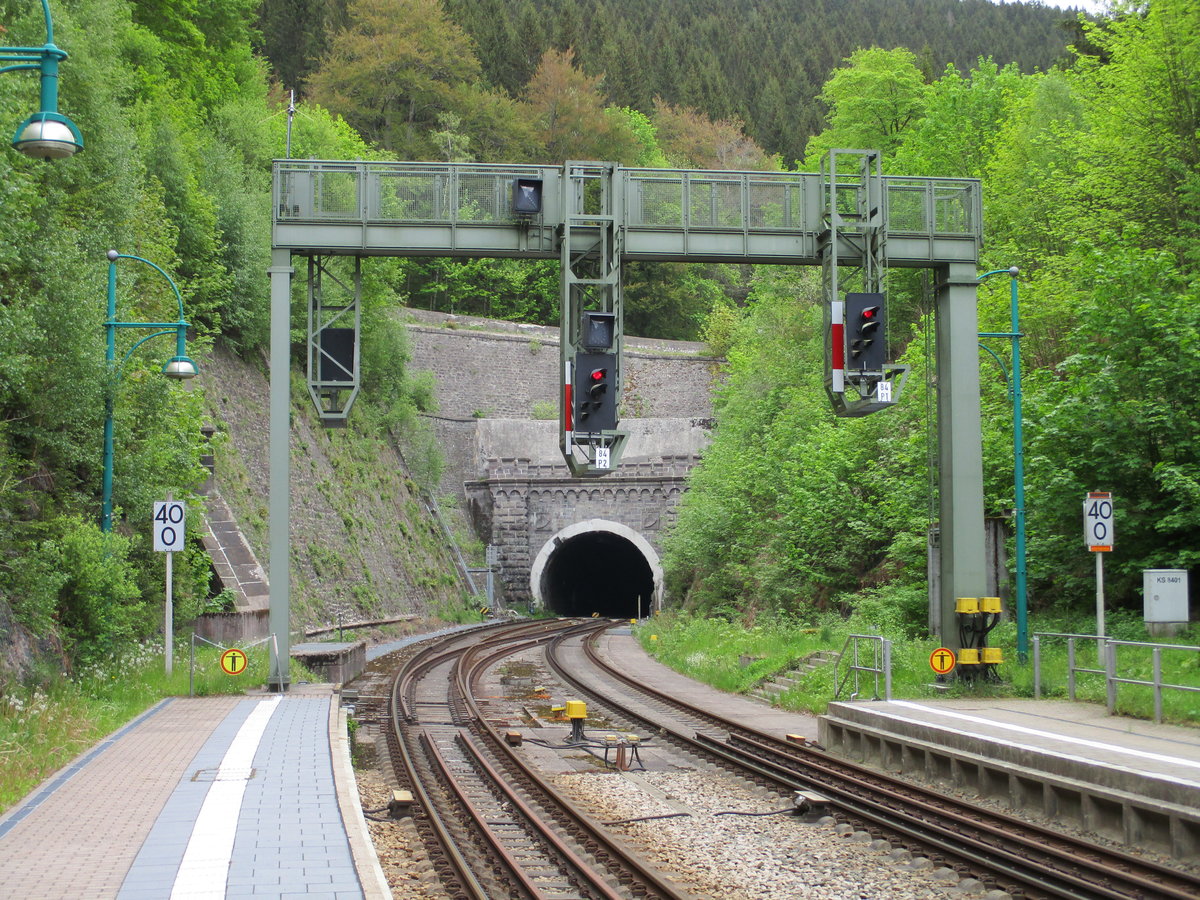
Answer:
(1084, 492, 1113, 638)
(153, 496, 186, 675)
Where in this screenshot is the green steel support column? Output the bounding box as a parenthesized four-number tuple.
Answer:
(936, 262, 988, 651)
(268, 247, 294, 690)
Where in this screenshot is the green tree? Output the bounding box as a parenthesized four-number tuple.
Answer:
(1068, 0, 1200, 270)
(891, 58, 1031, 178)
(803, 47, 928, 166)
(306, 0, 484, 157)
(1023, 245, 1200, 607)
(522, 47, 642, 163)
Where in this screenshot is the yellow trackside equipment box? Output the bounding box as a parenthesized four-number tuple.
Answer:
(565, 700, 587, 719)
(956, 597, 980, 614)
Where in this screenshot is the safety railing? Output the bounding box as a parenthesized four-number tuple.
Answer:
(1033, 632, 1200, 723)
(833, 633, 893, 701)
(189, 632, 282, 696)
(273, 161, 982, 240)
(1032, 632, 1108, 702)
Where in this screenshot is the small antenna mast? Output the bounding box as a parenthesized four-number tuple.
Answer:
(285, 89, 295, 159)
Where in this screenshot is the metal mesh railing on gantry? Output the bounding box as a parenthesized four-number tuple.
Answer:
(273, 161, 981, 264)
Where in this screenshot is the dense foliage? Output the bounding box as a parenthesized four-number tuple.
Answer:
(1, 0, 1196, 677)
(261, 0, 1078, 164)
(258, 0, 1075, 333)
(665, 1, 1200, 623)
(0, 0, 410, 677)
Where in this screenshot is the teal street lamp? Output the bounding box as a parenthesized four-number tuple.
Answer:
(0, 1, 82, 159)
(102, 250, 198, 532)
(978, 266, 1028, 661)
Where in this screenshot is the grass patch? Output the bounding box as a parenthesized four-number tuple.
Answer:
(0, 640, 317, 814)
(634, 611, 1200, 725)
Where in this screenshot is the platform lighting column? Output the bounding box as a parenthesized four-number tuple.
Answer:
(0, 1, 83, 158)
(102, 251, 198, 533)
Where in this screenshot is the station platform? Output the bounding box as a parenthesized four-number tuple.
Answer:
(600, 630, 1200, 860)
(819, 697, 1200, 859)
(0, 685, 388, 900)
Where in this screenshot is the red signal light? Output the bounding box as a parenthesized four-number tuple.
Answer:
(590, 368, 606, 381)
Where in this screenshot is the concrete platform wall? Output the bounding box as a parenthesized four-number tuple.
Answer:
(819, 702, 1200, 860)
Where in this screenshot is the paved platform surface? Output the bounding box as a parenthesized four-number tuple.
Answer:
(824, 697, 1200, 801)
(0, 686, 388, 900)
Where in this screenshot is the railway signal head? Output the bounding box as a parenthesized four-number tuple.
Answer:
(846, 292, 886, 373)
(574, 351, 618, 431)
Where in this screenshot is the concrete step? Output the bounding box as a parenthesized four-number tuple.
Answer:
(750, 650, 839, 701)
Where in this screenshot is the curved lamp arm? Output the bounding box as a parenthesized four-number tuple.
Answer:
(101, 251, 198, 531)
(0, 1, 82, 158)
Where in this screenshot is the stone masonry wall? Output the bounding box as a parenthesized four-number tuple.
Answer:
(403, 308, 719, 421)
(466, 463, 692, 606)
(403, 308, 720, 606)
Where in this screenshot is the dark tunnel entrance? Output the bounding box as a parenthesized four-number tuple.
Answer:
(536, 529, 656, 618)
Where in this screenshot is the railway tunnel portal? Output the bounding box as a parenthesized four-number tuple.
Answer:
(531, 521, 659, 618)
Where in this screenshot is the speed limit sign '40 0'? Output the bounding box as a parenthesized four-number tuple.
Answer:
(153, 500, 186, 552)
(1084, 492, 1113, 552)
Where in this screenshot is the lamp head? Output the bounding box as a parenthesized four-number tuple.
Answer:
(12, 111, 83, 160)
(162, 356, 199, 380)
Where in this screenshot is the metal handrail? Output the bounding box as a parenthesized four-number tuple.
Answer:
(1103, 638, 1200, 723)
(1032, 632, 1200, 723)
(272, 160, 982, 239)
(1032, 632, 1108, 701)
(833, 633, 892, 701)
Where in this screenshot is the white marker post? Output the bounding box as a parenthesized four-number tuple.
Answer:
(153, 495, 186, 676)
(1084, 492, 1114, 638)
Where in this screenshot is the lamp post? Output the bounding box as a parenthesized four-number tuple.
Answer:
(978, 266, 1028, 661)
(102, 250, 198, 533)
(0, 0, 83, 158)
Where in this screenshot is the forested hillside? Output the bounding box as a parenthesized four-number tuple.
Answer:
(260, 0, 1080, 163)
(0, 0, 1197, 684)
(663, 3, 1200, 624)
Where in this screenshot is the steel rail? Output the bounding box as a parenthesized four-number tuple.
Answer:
(420, 731, 580, 900)
(563, 624, 1200, 900)
(458, 619, 696, 900)
(442, 730, 630, 900)
(388, 619, 688, 899)
(384, 621, 594, 898)
(720, 731, 1200, 900)
(386, 651, 489, 899)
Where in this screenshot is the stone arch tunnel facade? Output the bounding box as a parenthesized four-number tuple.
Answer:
(531, 520, 662, 618)
(406, 309, 718, 614)
(465, 456, 695, 616)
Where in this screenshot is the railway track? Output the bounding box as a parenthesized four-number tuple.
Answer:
(539, 623, 1200, 900)
(379, 619, 694, 900)
(360, 619, 1200, 899)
